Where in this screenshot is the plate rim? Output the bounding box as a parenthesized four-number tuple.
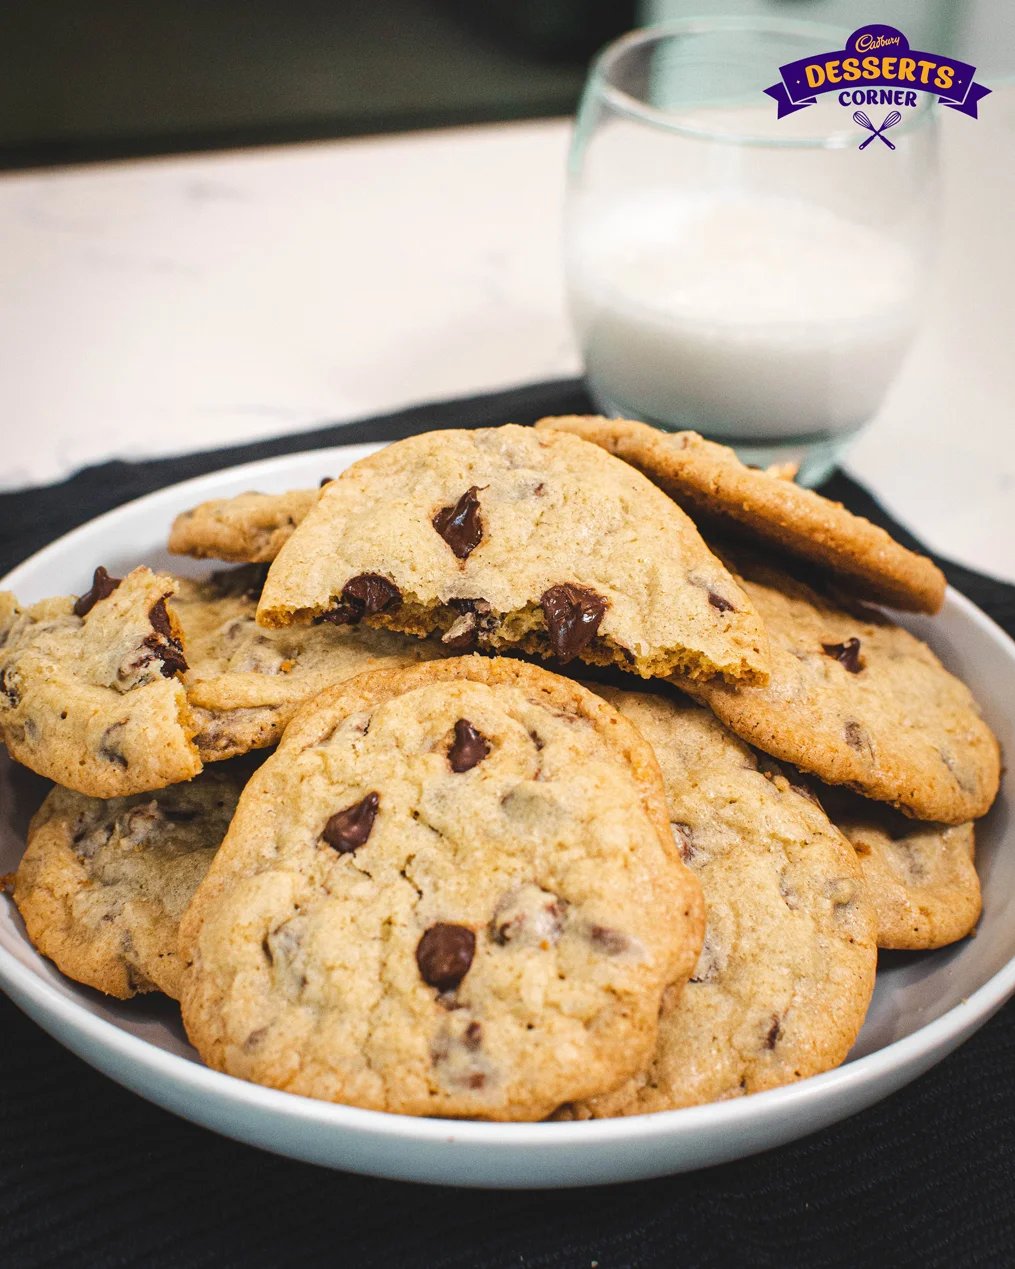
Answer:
(1, 440, 1013, 1157)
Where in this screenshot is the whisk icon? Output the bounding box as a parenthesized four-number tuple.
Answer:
(853, 110, 903, 150)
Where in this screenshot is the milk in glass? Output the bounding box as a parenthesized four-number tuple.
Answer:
(567, 191, 918, 441)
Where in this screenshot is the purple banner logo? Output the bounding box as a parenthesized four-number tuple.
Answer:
(764, 24, 990, 125)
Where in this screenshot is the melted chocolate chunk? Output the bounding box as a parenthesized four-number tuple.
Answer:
(320, 574, 401, 626)
(448, 719, 490, 772)
(73, 567, 122, 617)
(416, 923, 476, 991)
(707, 590, 736, 613)
(765, 1016, 782, 1049)
(321, 792, 379, 853)
(433, 487, 484, 560)
(540, 584, 607, 664)
(142, 598, 188, 677)
(822, 637, 863, 673)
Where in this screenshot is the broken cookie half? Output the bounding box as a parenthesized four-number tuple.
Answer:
(255, 425, 771, 686)
(0, 567, 201, 798)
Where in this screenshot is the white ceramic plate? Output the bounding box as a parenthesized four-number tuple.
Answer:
(1, 443, 1012, 1189)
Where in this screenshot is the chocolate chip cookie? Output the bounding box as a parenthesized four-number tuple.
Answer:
(817, 783, 980, 950)
(173, 566, 446, 760)
(560, 688, 876, 1116)
(14, 765, 245, 999)
(169, 488, 320, 563)
(680, 549, 999, 824)
(255, 426, 770, 686)
(0, 568, 201, 797)
(179, 656, 705, 1120)
(535, 416, 946, 614)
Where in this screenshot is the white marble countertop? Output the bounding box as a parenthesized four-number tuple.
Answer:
(1, 101, 1012, 582)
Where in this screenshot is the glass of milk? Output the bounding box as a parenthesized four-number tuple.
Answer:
(566, 19, 938, 485)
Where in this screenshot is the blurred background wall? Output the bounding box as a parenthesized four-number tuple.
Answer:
(1, 0, 1007, 168)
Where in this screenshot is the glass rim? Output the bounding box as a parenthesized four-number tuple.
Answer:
(590, 16, 936, 149)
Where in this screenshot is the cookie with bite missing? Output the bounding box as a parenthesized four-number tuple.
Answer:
(680, 548, 999, 824)
(0, 567, 201, 797)
(560, 688, 876, 1117)
(179, 656, 704, 1120)
(535, 416, 946, 614)
(172, 566, 447, 761)
(256, 425, 769, 686)
(816, 783, 980, 950)
(169, 488, 320, 563)
(14, 765, 245, 999)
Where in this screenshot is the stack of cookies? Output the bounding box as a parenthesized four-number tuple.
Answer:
(0, 420, 1000, 1121)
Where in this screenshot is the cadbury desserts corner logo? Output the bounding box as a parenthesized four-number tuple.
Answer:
(764, 24, 990, 149)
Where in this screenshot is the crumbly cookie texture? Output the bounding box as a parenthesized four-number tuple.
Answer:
(816, 782, 980, 950)
(679, 548, 999, 824)
(0, 568, 201, 798)
(15, 765, 244, 999)
(558, 688, 876, 1117)
(179, 656, 705, 1120)
(535, 416, 946, 615)
(169, 488, 320, 563)
(255, 426, 770, 686)
(173, 566, 446, 761)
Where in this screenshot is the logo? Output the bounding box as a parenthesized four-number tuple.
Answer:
(764, 24, 990, 148)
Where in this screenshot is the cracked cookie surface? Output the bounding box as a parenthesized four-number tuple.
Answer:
(679, 549, 999, 824)
(0, 568, 201, 797)
(14, 764, 245, 999)
(179, 656, 704, 1120)
(255, 426, 770, 686)
(169, 488, 320, 563)
(817, 783, 980, 949)
(561, 688, 876, 1117)
(173, 567, 446, 761)
(536, 416, 946, 613)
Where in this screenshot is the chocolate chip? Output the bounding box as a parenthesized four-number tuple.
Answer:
(433, 487, 484, 560)
(73, 566, 122, 617)
(844, 721, 868, 751)
(442, 611, 478, 652)
(0, 667, 20, 708)
(416, 923, 476, 991)
(320, 574, 401, 626)
(822, 637, 863, 673)
(318, 475, 333, 487)
(707, 590, 736, 613)
(765, 1016, 781, 1049)
(243, 1026, 268, 1052)
(448, 719, 489, 772)
(540, 584, 607, 664)
(98, 722, 128, 768)
(142, 598, 188, 677)
(463, 1021, 482, 1051)
(441, 598, 496, 650)
(589, 925, 629, 955)
(321, 792, 379, 853)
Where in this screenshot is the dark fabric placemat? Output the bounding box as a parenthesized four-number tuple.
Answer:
(1, 380, 1012, 1267)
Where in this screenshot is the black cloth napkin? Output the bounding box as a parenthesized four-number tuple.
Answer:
(1, 381, 1012, 1267)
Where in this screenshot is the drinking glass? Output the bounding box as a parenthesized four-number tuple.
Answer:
(565, 18, 938, 485)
